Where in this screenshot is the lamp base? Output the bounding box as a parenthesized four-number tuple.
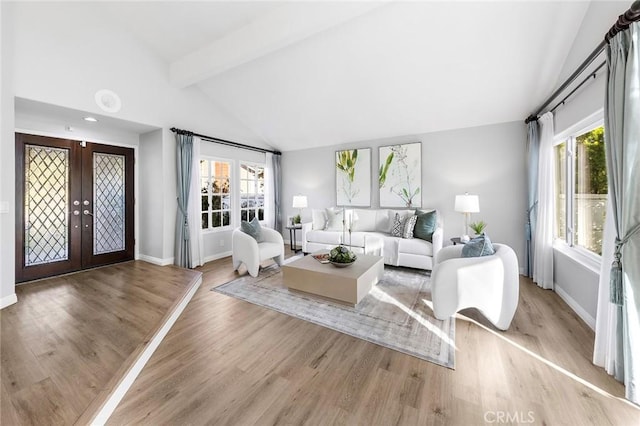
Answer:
(460, 234, 470, 243)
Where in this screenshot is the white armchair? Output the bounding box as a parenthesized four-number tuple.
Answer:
(232, 227, 285, 277)
(431, 243, 519, 330)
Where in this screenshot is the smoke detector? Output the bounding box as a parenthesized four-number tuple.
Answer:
(94, 89, 121, 113)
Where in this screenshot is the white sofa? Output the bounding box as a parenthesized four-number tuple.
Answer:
(431, 243, 519, 330)
(301, 208, 443, 271)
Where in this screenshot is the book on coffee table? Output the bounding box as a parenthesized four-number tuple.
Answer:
(312, 253, 330, 264)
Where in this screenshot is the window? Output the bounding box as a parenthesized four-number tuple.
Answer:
(200, 159, 231, 230)
(554, 125, 607, 255)
(240, 163, 265, 222)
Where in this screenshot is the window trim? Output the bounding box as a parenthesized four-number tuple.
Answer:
(200, 156, 235, 233)
(553, 110, 606, 262)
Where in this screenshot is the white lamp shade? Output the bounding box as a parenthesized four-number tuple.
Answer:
(454, 194, 479, 213)
(292, 195, 308, 209)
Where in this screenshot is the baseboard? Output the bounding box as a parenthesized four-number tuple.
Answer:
(137, 254, 175, 266)
(0, 293, 17, 309)
(203, 251, 232, 264)
(555, 285, 596, 331)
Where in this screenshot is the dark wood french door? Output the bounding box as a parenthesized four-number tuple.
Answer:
(15, 134, 134, 282)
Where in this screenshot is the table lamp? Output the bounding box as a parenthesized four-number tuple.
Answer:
(454, 193, 479, 242)
(292, 195, 307, 225)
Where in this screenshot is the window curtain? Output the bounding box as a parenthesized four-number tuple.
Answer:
(532, 112, 555, 290)
(594, 197, 623, 381)
(174, 132, 193, 268)
(526, 120, 540, 278)
(188, 137, 204, 268)
(602, 21, 640, 405)
(264, 152, 275, 229)
(272, 153, 282, 233)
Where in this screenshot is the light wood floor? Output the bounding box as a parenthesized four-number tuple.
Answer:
(0, 261, 201, 425)
(108, 249, 640, 425)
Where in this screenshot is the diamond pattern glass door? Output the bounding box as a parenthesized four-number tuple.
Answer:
(93, 153, 126, 255)
(16, 134, 134, 282)
(24, 145, 70, 266)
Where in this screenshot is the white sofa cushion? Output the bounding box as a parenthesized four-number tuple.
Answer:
(351, 209, 377, 232)
(374, 209, 392, 233)
(325, 208, 344, 231)
(398, 238, 433, 256)
(311, 209, 327, 230)
(346, 232, 367, 247)
(306, 230, 342, 245)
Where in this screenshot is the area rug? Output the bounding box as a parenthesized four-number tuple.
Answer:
(213, 262, 455, 369)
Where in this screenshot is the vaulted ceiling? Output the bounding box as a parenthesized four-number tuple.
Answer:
(99, 1, 599, 151)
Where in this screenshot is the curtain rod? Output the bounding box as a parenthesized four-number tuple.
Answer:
(525, 0, 640, 124)
(170, 127, 281, 155)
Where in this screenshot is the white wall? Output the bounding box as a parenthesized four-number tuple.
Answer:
(138, 130, 165, 262)
(0, 2, 17, 307)
(282, 121, 528, 268)
(0, 2, 270, 302)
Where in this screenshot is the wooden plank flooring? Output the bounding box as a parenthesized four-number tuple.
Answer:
(0, 261, 201, 425)
(108, 250, 640, 425)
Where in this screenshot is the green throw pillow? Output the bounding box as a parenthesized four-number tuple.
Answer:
(461, 233, 495, 257)
(414, 209, 437, 242)
(241, 217, 264, 242)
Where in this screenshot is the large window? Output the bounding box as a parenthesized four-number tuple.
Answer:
(240, 163, 265, 222)
(554, 125, 607, 255)
(200, 159, 231, 230)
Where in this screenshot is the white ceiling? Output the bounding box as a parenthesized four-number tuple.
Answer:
(100, 1, 596, 152)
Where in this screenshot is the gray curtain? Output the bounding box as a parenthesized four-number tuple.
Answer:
(604, 21, 640, 405)
(525, 120, 540, 278)
(175, 132, 194, 268)
(272, 153, 282, 233)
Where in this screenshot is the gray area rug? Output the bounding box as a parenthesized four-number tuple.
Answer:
(213, 262, 455, 369)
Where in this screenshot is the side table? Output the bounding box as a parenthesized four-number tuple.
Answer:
(450, 237, 468, 246)
(286, 225, 303, 253)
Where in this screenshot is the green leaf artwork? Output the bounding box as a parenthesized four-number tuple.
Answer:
(378, 143, 422, 208)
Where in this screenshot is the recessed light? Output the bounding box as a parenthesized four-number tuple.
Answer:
(83, 116, 98, 122)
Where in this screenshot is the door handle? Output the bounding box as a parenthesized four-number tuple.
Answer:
(83, 210, 93, 216)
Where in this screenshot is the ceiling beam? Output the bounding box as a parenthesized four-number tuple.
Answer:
(170, 1, 389, 88)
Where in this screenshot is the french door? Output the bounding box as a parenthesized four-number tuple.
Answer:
(15, 134, 134, 282)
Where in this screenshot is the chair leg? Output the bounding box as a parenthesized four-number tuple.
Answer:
(248, 264, 259, 278)
(232, 258, 241, 271)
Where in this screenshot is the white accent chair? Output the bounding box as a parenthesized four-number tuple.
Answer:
(431, 243, 519, 331)
(232, 227, 285, 277)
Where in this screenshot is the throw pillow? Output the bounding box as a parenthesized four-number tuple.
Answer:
(391, 213, 403, 237)
(311, 209, 327, 230)
(414, 209, 437, 242)
(461, 233, 495, 257)
(240, 217, 264, 242)
(325, 208, 344, 231)
(401, 214, 418, 239)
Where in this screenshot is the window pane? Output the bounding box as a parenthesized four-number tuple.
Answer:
(555, 142, 566, 241)
(201, 195, 209, 211)
(212, 212, 221, 227)
(240, 180, 249, 194)
(241, 195, 251, 209)
(201, 213, 209, 229)
(258, 208, 264, 221)
(256, 194, 264, 208)
(222, 195, 231, 210)
(248, 209, 256, 221)
(240, 165, 248, 179)
(220, 178, 229, 194)
(223, 211, 230, 226)
(241, 210, 248, 222)
(574, 126, 607, 255)
(216, 162, 230, 178)
(201, 179, 209, 194)
(200, 160, 208, 178)
(212, 195, 221, 210)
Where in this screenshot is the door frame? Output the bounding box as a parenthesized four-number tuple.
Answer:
(15, 131, 139, 282)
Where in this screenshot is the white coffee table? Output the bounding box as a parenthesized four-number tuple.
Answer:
(282, 253, 384, 306)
